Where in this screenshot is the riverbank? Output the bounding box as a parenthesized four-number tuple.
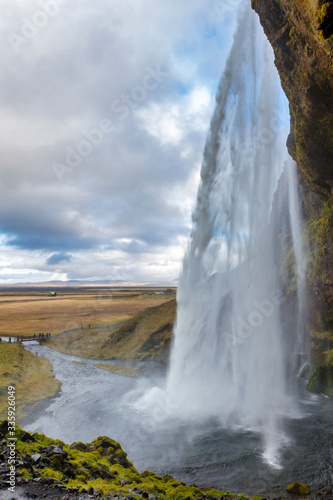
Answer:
(0, 343, 60, 421)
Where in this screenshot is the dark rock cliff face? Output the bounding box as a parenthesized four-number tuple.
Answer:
(252, 0, 333, 191)
(251, 0, 333, 396)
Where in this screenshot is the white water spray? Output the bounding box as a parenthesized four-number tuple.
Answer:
(164, 6, 305, 466)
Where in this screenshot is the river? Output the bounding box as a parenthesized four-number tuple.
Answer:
(21, 341, 333, 498)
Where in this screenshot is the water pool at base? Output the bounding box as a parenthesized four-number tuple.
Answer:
(23, 343, 333, 498)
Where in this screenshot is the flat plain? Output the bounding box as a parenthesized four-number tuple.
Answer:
(0, 287, 174, 337)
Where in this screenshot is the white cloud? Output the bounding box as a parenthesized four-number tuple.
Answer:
(0, 0, 237, 283)
(136, 86, 213, 148)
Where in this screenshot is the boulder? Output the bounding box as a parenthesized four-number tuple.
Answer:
(46, 445, 68, 459)
(31, 454, 41, 464)
(20, 431, 35, 443)
(0, 422, 8, 439)
(286, 482, 311, 495)
(70, 441, 88, 452)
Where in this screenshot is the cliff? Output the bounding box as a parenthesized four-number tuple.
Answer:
(251, 0, 333, 396)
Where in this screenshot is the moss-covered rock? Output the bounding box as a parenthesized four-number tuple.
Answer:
(252, 0, 333, 194)
(0, 422, 258, 499)
(286, 481, 311, 494)
(307, 349, 333, 398)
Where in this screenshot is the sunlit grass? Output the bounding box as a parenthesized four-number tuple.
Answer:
(0, 343, 60, 421)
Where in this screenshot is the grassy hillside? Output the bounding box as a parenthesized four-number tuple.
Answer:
(46, 298, 177, 363)
(46, 324, 120, 359)
(0, 343, 60, 421)
(100, 299, 177, 363)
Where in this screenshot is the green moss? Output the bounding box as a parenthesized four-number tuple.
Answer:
(20, 468, 32, 480)
(1, 423, 264, 499)
(279, 244, 298, 295)
(40, 467, 63, 481)
(286, 481, 311, 495)
(303, 202, 331, 285)
(307, 349, 333, 398)
(311, 329, 333, 342)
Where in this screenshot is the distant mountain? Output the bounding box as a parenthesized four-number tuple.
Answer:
(0, 279, 178, 288)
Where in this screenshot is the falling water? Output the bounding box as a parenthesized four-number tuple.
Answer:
(165, 5, 305, 466)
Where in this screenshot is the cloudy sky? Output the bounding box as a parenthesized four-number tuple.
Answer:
(0, 0, 240, 283)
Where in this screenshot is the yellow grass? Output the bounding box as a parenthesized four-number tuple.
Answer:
(0, 289, 172, 337)
(94, 363, 141, 377)
(46, 299, 177, 361)
(47, 326, 119, 359)
(0, 343, 60, 421)
(101, 299, 177, 362)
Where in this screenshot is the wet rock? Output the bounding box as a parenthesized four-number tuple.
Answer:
(31, 453, 41, 464)
(68, 486, 79, 493)
(98, 464, 116, 480)
(20, 431, 35, 443)
(47, 445, 68, 458)
(0, 421, 8, 439)
(114, 449, 131, 468)
(41, 477, 54, 485)
(107, 453, 118, 465)
(121, 479, 132, 486)
(23, 460, 34, 472)
(87, 486, 94, 494)
(54, 483, 67, 490)
(286, 481, 311, 494)
(71, 441, 88, 452)
(63, 464, 77, 478)
(40, 456, 52, 467)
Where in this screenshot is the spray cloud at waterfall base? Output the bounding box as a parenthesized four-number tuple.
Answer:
(137, 4, 306, 469)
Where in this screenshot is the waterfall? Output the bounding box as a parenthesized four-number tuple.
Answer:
(165, 5, 305, 466)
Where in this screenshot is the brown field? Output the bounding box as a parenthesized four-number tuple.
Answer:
(0, 287, 175, 337)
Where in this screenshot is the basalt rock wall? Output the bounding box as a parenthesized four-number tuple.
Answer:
(251, 0, 333, 395)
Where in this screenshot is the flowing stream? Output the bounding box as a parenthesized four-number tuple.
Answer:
(23, 342, 333, 498)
